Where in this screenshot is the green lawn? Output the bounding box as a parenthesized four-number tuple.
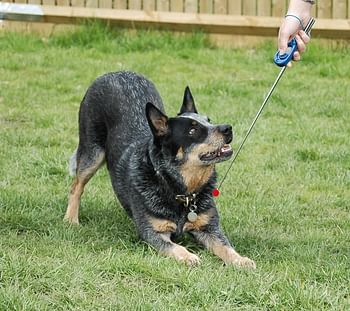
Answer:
(0, 24, 349, 310)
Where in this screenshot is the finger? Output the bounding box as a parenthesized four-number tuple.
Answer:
(295, 34, 306, 54)
(278, 17, 301, 54)
(298, 30, 311, 44)
(278, 28, 290, 55)
(293, 51, 301, 61)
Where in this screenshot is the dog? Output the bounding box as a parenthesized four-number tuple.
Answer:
(65, 71, 255, 268)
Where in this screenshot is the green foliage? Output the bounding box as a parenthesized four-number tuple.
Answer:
(0, 27, 349, 310)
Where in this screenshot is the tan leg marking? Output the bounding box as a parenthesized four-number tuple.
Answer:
(64, 151, 105, 225)
(183, 208, 215, 232)
(64, 178, 84, 225)
(148, 217, 177, 233)
(160, 233, 200, 266)
(209, 240, 256, 269)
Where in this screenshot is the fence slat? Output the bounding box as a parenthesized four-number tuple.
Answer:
(71, 0, 85, 7)
(158, 0, 170, 11)
(170, 0, 183, 12)
(311, 4, 316, 17)
(56, 0, 70, 6)
(99, 0, 113, 8)
(272, 0, 285, 17)
(228, 0, 241, 15)
(129, 0, 142, 10)
(42, 0, 55, 5)
(333, 0, 347, 19)
(243, 0, 256, 16)
(86, 0, 98, 8)
(199, 0, 212, 14)
(184, 0, 197, 13)
(27, 0, 42, 4)
(214, 0, 227, 14)
(317, 0, 332, 18)
(114, 0, 127, 9)
(257, 0, 271, 16)
(144, 0, 156, 11)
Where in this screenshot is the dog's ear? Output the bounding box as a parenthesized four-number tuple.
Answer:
(146, 102, 169, 138)
(178, 86, 198, 115)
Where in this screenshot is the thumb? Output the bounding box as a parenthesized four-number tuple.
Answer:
(278, 30, 290, 55)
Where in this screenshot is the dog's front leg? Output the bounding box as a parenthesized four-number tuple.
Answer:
(191, 229, 256, 269)
(139, 218, 200, 266)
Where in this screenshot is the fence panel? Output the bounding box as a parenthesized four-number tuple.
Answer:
(71, 0, 85, 7)
(144, 0, 156, 11)
(57, 0, 70, 6)
(227, 0, 241, 15)
(184, 0, 197, 13)
(170, 0, 183, 12)
(157, 0, 170, 11)
(214, 0, 227, 15)
(42, 0, 55, 5)
(333, 0, 347, 19)
(7, 0, 350, 19)
(114, 0, 127, 9)
(199, 0, 212, 14)
(272, 0, 285, 17)
(129, 0, 142, 9)
(258, 0, 271, 17)
(99, 0, 113, 9)
(243, 0, 256, 16)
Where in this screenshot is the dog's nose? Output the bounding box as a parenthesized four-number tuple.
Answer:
(217, 124, 233, 143)
(218, 124, 232, 135)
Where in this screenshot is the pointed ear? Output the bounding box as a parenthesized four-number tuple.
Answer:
(146, 102, 169, 138)
(178, 86, 198, 115)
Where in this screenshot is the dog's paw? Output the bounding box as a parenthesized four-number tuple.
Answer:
(226, 256, 256, 269)
(234, 256, 256, 269)
(182, 252, 201, 266)
(170, 245, 201, 266)
(63, 214, 80, 225)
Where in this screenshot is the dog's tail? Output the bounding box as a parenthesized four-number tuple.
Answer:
(69, 149, 77, 177)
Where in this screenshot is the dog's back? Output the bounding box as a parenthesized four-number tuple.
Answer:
(78, 71, 164, 161)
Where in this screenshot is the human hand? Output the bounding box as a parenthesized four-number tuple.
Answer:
(278, 16, 311, 66)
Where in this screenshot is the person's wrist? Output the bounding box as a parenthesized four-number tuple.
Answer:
(285, 14, 304, 29)
(287, 0, 313, 25)
(301, 0, 315, 5)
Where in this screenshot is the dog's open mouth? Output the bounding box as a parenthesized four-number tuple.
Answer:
(200, 144, 233, 163)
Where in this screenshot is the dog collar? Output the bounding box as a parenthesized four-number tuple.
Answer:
(175, 193, 198, 222)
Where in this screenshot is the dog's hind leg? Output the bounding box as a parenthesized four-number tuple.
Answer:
(64, 146, 105, 225)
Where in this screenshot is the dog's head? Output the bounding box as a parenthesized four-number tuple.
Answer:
(146, 86, 233, 167)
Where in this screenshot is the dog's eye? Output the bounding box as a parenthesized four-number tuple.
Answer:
(188, 128, 197, 135)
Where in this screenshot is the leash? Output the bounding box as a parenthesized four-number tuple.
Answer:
(213, 17, 316, 197)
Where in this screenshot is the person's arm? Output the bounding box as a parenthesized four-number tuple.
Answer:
(278, 0, 314, 63)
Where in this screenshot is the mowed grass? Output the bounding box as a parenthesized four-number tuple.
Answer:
(0, 24, 349, 310)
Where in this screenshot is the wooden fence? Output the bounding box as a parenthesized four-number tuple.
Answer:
(5, 0, 350, 20)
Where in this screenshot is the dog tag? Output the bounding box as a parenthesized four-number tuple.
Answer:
(187, 211, 198, 222)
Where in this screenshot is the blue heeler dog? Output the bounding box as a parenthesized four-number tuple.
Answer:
(65, 71, 255, 268)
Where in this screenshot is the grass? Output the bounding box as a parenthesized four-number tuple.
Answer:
(0, 23, 349, 310)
